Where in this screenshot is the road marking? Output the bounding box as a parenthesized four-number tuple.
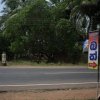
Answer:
(0, 71, 96, 75)
(44, 72, 96, 75)
(0, 82, 97, 87)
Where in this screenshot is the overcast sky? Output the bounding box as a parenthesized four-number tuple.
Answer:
(0, 0, 4, 16)
(0, 0, 50, 16)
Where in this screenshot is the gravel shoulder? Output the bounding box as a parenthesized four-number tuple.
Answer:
(0, 88, 97, 100)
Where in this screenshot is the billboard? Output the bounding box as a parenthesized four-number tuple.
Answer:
(88, 31, 99, 69)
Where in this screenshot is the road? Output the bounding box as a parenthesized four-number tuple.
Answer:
(0, 66, 99, 91)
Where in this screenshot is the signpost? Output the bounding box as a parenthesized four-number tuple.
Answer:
(2, 52, 7, 66)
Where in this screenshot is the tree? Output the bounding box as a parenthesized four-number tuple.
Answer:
(2, 0, 54, 61)
(81, 0, 100, 31)
(55, 18, 80, 63)
(1, 0, 96, 63)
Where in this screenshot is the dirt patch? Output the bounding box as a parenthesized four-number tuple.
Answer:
(0, 88, 97, 100)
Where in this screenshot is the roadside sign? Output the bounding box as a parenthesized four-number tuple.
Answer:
(88, 31, 99, 69)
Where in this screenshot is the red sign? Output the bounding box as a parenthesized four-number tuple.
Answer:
(88, 31, 99, 69)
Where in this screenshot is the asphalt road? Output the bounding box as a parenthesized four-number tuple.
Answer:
(0, 66, 99, 91)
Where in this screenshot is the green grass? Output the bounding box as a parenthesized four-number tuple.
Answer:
(4, 60, 88, 67)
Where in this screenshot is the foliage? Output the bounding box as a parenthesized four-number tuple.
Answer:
(55, 19, 80, 63)
(1, 0, 98, 63)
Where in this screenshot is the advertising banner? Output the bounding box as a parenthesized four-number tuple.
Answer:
(88, 31, 99, 69)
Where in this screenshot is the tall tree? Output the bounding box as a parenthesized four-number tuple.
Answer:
(3, 0, 54, 61)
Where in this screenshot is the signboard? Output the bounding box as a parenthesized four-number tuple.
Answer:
(88, 31, 99, 69)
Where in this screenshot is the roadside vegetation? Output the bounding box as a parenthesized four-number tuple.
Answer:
(0, 0, 100, 64)
(5, 60, 87, 67)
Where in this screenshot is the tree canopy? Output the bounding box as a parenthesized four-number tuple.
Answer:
(0, 0, 99, 63)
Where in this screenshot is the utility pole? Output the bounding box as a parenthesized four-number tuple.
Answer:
(97, 24, 100, 100)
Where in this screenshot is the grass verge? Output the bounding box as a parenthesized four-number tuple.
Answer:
(2, 60, 88, 67)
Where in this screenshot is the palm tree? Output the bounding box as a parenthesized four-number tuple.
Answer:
(81, 0, 100, 31)
(65, 0, 98, 34)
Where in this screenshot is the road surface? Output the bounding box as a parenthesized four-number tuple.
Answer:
(0, 66, 99, 91)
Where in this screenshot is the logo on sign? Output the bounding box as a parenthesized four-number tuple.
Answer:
(89, 62, 97, 68)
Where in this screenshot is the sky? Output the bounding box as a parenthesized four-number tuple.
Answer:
(0, 0, 50, 16)
(0, 0, 4, 16)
